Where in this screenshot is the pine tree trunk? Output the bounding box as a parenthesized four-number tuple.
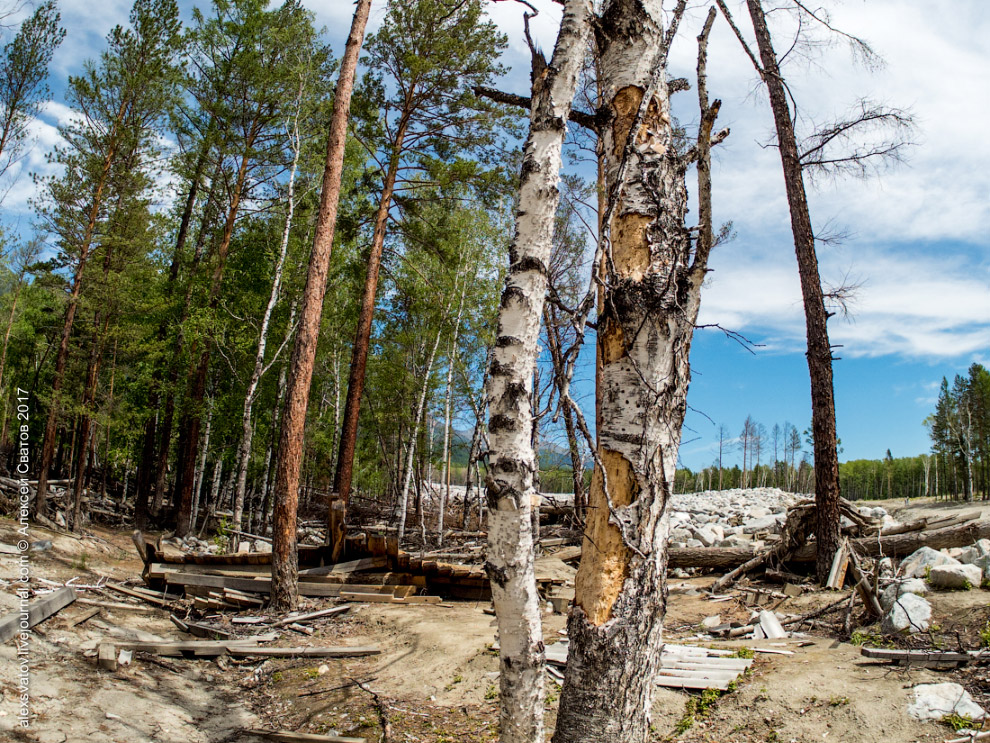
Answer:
(331, 109, 412, 545)
(745, 0, 841, 583)
(270, 0, 371, 611)
(484, 3, 592, 741)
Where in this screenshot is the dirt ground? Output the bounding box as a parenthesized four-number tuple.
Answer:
(1, 496, 988, 743)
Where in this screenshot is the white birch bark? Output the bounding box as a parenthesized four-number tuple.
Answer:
(484, 3, 593, 742)
(190, 397, 213, 533)
(397, 325, 444, 540)
(553, 1, 718, 741)
(231, 108, 302, 547)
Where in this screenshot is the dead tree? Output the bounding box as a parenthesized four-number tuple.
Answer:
(716, 0, 912, 582)
(552, 3, 725, 741)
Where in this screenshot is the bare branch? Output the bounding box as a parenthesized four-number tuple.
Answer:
(472, 85, 600, 131)
(800, 99, 915, 181)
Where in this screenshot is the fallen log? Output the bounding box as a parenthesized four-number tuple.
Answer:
(669, 520, 990, 570)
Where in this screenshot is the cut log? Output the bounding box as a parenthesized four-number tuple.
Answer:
(0, 587, 78, 643)
(669, 520, 990, 570)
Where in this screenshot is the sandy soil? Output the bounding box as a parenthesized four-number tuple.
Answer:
(0, 497, 988, 743)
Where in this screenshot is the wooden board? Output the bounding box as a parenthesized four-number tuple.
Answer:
(0, 587, 78, 643)
(242, 729, 365, 743)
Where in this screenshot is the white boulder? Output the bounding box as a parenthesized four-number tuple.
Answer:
(928, 563, 982, 590)
(907, 683, 985, 722)
(899, 546, 959, 579)
(881, 593, 932, 635)
(880, 578, 928, 612)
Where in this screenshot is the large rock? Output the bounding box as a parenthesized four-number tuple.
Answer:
(907, 683, 986, 721)
(880, 578, 929, 612)
(898, 546, 959, 579)
(694, 523, 724, 547)
(742, 514, 783, 534)
(881, 593, 932, 635)
(928, 563, 982, 590)
(958, 539, 990, 565)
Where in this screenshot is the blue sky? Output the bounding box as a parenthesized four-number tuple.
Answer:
(2, 0, 988, 471)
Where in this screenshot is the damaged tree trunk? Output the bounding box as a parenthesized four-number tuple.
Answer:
(484, 2, 593, 742)
(732, 0, 842, 583)
(553, 2, 718, 741)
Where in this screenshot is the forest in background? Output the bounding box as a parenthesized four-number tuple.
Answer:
(0, 0, 974, 547)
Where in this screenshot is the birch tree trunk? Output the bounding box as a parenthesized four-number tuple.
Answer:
(438, 283, 467, 546)
(231, 106, 302, 549)
(484, 3, 592, 742)
(190, 397, 213, 534)
(270, 0, 371, 611)
(552, 2, 719, 740)
(397, 325, 445, 541)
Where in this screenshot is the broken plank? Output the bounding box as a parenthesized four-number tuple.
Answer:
(825, 539, 850, 590)
(0, 587, 77, 643)
(67, 607, 102, 627)
(297, 557, 387, 576)
(242, 729, 365, 743)
(105, 583, 177, 607)
(272, 605, 351, 627)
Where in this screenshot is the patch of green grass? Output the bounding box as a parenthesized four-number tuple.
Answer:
(304, 668, 320, 680)
(545, 681, 561, 706)
(484, 684, 498, 701)
(980, 621, 990, 648)
(732, 647, 755, 659)
(271, 671, 283, 683)
(828, 696, 850, 707)
(671, 687, 727, 737)
(213, 516, 230, 553)
(850, 628, 893, 648)
(943, 713, 975, 732)
(73, 552, 90, 571)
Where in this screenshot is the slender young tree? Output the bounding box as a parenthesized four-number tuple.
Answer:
(484, 1, 592, 741)
(269, 0, 371, 611)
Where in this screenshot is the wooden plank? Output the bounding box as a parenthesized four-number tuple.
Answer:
(825, 540, 850, 590)
(98, 642, 117, 671)
(297, 557, 387, 577)
(105, 583, 176, 607)
(655, 676, 730, 691)
(227, 646, 380, 658)
(272, 605, 351, 627)
(0, 587, 78, 643)
(656, 668, 743, 681)
(67, 607, 102, 627)
(242, 729, 365, 743)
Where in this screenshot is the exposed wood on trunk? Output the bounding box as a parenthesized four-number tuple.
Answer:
(554, 4, 718, 740)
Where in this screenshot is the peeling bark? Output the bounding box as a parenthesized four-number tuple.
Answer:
(553, 1, 719, 741)
(484, 3, 593, 742)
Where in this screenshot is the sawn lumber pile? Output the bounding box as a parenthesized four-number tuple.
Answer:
(135, 529, 570, 604)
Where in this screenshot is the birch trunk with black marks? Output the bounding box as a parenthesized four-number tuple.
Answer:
(231, 111, 301, 549)
(484, 2, 592, 742)
(552, 2, 717, 740)
(397, 323, 445, 541)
